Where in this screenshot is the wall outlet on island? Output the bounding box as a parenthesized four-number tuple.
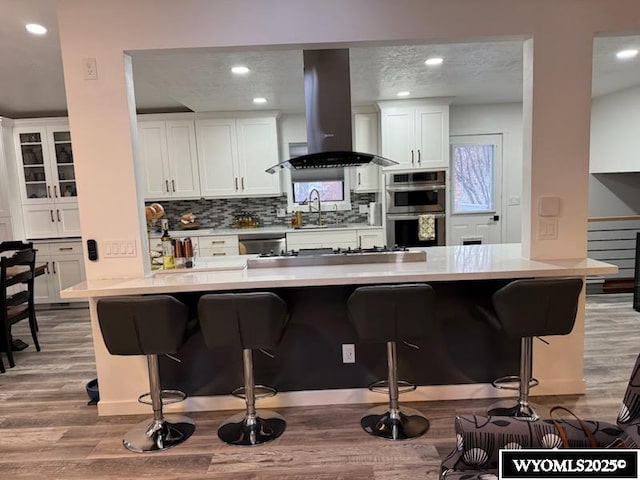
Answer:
(342, 344, 356, 363)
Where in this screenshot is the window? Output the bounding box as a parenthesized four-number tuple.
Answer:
(451, 143, 496, 214)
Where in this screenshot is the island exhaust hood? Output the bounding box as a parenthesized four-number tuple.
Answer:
(266, 49, 397, 173)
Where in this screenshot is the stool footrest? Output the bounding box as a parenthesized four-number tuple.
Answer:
(231, 384, 277, 400)
(368, 379, 416, 395)
(138, 389, 186, 406)
(492, 375, 539, 391)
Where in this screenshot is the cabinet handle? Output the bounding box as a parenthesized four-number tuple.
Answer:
(59, 247, 73, 251)
(50, 210, 54, 222)
(417, 149, 421, 165)
(47, 186, 51, 198)
(52, 261, 57, 274)
(235, 177, 238, 190)
(171, 179, 176, 192)
(54, 185, 58, 197)
(56, 209, 61, 222)
(241, 177, 245, 190)
(211, 240, 225, 244)
(359, 235, 362, 248)
(411, 150, 415, 166)
(212, 252, 226, 256)
(165, 180, 169, 193)
(358, 173, 361, 186)
(45, 262, 50, 274)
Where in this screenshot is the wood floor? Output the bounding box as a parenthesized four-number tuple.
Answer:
(0, 294, 638, 479)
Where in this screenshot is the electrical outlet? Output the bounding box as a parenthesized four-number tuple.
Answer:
(342, 344, 355, 363)
(82, 58, 98, 80)
(276, 208, 286, 218)
(538, 218, 558, 240)
(358, 204, 369, 214)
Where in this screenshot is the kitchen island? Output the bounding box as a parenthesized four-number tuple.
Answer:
(61, 243, 617, 416)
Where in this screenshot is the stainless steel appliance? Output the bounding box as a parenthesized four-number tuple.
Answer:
(238, 234, 286, 255)
(386, 170, 447, 247)
(385, 170, 446, 214)
(246, 246, 426, 268)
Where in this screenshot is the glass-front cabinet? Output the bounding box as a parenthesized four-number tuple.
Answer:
(14, 121, 80, 238)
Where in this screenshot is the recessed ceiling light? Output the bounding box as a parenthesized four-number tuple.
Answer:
(616, 49, 639, 60)
(231, 66, 250, 75)
(253, 97, 267, 104)
(397, 91, 411, 97)
(26, 23, 47, 35)
(425, 57, 444, 66)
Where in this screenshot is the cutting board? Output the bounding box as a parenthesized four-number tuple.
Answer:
(154, 256, 247, 273)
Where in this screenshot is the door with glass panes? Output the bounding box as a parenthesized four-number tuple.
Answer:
(449, 134, 503, 245)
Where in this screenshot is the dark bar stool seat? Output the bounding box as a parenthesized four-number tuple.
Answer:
(198, 292, 288, 446)
(97, 295, 196, 453)
(347, 283, 436, 440)
(476, 277, 583, 419)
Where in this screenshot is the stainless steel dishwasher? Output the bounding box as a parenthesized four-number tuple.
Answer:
(238, 234, 287, 255)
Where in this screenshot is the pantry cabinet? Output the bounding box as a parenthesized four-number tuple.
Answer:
(196, 115, 280, 198)
(378, 99, 450, 170)
(34, 240, 86, 304)
(137, 119, 200, 199)
(13, 121, 81, 239)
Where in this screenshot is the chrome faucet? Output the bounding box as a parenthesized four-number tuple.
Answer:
(308, 188, 323, 225)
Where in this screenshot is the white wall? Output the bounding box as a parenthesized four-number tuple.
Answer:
(450, 103, 523, 243)
(590, 85, 640, 173)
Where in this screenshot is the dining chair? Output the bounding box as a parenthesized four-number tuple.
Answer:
(1, 248, 40, 368)
(0, 241, 34, 254)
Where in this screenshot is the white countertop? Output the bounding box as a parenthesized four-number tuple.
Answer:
(61, 243, 618, 299)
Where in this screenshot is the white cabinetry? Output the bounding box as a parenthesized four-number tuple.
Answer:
(14, 121, 81, 239)
(197, 235, 239, 256)
(34, 240, 86, 304)
(286, 230, 358, 250)
(137, 119, 200, 199)
(0, 118, 14, 240)
(379, 100, 450, 170)
(352, 113, 381, 192)
(196, 115, 280, 197)
(357, 228, 385, 248)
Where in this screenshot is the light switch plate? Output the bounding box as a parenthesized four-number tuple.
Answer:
(538, 196, 561, 217)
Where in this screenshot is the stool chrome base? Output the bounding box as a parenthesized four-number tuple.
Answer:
(123, 415, 196, 453)
(361, 405, 430, 440)
(218, 410, 286, 446)
(487, 399, 541, 420)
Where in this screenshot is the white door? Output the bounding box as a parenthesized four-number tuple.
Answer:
(196, 119, 239, 197)
(449, 134, 503, 245)
(138, 122, 170, 199)
(165, 120, 201, 198)
(235, 117, 280, 196)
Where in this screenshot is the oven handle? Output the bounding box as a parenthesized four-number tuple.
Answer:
(387, 213, 446, 221)
(386, 184, 446, 192)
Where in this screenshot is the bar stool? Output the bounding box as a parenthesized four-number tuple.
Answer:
(198, 292, 288, 446)
(476, 277, 583, 419)
(97, 295, 196, 453)
(347, 283, 436, 440)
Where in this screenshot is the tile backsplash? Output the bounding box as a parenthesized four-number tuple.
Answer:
(158, 192, 377, 230)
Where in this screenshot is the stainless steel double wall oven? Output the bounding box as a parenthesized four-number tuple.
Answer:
(385, 170, 446, 247)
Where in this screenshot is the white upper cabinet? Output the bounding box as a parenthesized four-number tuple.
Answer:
(352, 112, 381, 192)
(378, 99, 450, 170)
(137, 119, 200, 199)
(14, 120, 81, 239)
(197, 115, 280, 198)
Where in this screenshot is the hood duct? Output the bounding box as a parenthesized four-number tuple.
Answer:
(266, 49, 397, 173)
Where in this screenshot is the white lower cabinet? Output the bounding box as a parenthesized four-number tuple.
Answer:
(286, 230, 358, 250)
(0, 218, 12, 242)
(34, 240, 86, 304)
(357, 228, 385, 248)
(197, 235, 239, 256)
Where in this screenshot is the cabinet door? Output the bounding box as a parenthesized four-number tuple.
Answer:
(55, 205, 82, 237)
(353, 113, 380, 192)
(415, 106, 449, 169)
(165, 120, 200, 198)
(52, 254, 86, 301)
(34, 257, 57, 304)
(138, 121, 171, 199)
(198, 235, 239, 256)
(196, 119, 239, 197)
(235, 117, 280, 196)
(22, 205, 60, 239)
(14, 127, 51, 204)
(287, 230, 357, 250)
(381, 107, 415, 167)
(48, 128, 78, 203)
(358, 228, 385, 248)
(0, 218, 12, 242)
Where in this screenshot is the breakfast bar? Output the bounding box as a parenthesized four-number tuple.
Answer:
(61, 243, 617, 416)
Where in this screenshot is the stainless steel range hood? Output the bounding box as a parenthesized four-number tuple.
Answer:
(266, 49, 397, 174)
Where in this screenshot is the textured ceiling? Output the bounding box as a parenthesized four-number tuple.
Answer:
(1, 0, 640, 117)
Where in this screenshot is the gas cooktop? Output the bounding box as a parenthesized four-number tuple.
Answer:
(246, 246, 427, 268)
